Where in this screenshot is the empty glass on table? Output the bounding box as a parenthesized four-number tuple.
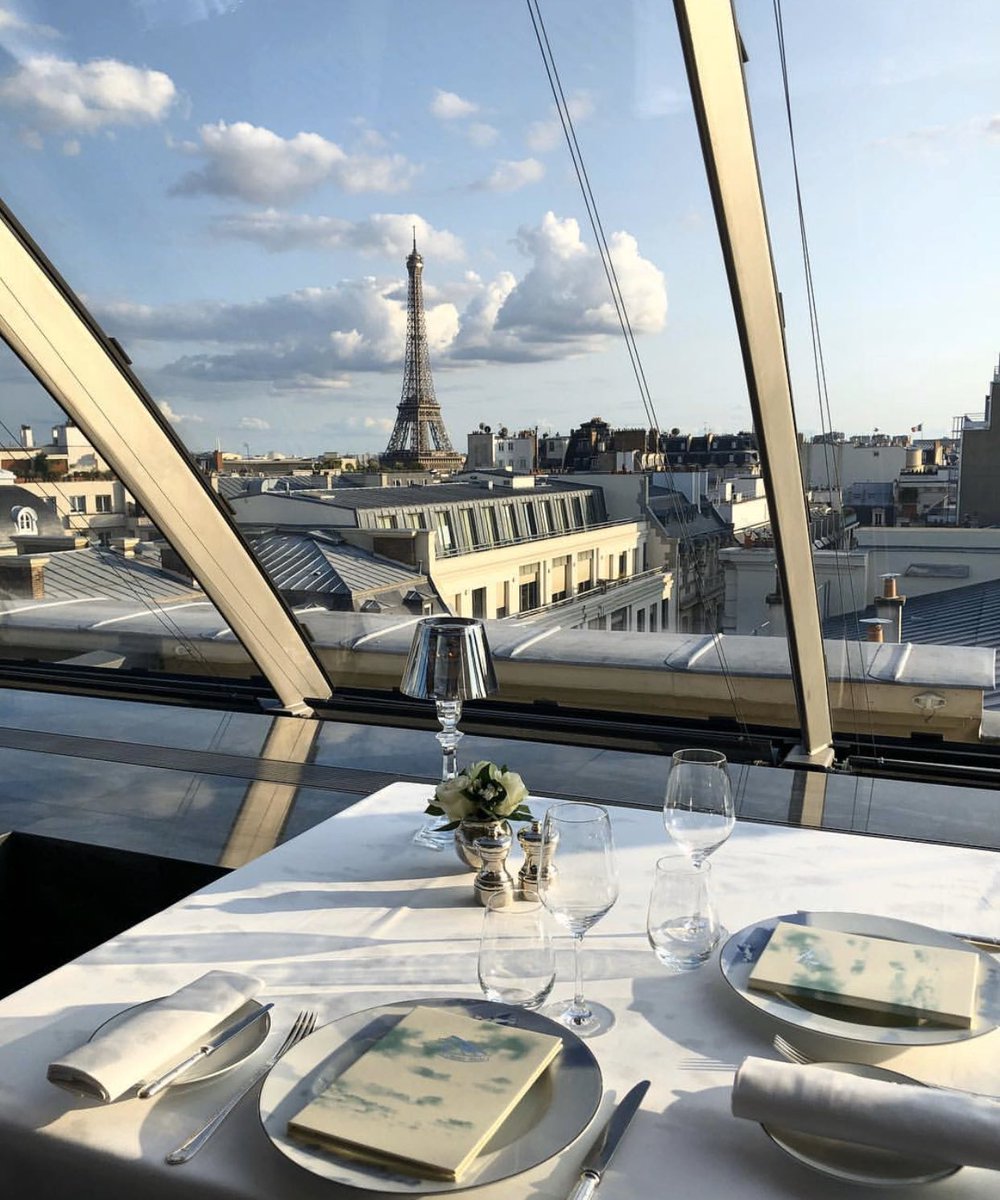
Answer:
(662, 748, 735, 863)
(647, 854, 721, 970)
(478, 892, 556, 1009)
(538, 802, 619, 1038)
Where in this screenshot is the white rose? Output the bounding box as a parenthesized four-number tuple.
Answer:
(493, 770, 528, 816)
(434, 774, 477, 820)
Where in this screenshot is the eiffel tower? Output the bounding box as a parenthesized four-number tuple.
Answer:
(382, 235, 464, 472)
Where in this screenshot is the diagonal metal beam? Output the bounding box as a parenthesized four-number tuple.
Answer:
(673, 0, 834, 764)
(0, 199, 333, 715)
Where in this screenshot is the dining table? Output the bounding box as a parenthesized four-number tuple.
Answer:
(0, 779, 998, 1199)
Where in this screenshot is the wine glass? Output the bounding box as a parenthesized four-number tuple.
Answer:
(538, 802, 619, 1037)
(662, 749, 734, 864)
(478, 892, 556, 1009)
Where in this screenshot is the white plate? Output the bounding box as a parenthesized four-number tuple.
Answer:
(762, 1062, 961, 1188)
(90, 998, 270, 1089)
(258, 997, 602, 1193)
(720, 911, 1000, 1045)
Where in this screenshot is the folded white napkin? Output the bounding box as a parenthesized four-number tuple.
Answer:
(732, 1056, 1000, 1171)
(47, 970, 262, 1102)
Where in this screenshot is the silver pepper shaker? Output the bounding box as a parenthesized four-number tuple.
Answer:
(517, 820, 544, 899)
(520, 819, 558, 899)
(473, 833, 514, 907)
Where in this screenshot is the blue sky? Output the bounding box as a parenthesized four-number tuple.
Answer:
(0, 0, 996, 456)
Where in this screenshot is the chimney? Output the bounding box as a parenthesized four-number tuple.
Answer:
(873, 573, 905, 643)
(860, 617, 891, 644)
(0, 554, 48, 600)
(20, 425, 33, 450)
(111, 536, 139, 559)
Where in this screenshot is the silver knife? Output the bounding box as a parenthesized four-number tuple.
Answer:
(567, 1080, 650, 1200)
(137, 1002, 273, 1099)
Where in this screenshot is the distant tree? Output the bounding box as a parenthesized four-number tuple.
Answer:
(30, 452, 51, 479)
(670, 427, 681, 437)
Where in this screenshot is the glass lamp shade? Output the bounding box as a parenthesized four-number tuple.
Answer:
(400, 617, 499, 702)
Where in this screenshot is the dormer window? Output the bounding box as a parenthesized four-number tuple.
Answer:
(12, 506, 38, 535)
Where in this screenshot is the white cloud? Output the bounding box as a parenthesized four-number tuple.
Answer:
(526, 92, 593, 153)
(98, 211, 666, 383)
(453, 212, 667, 361)
(99, 278, 459, 383)
(134, 0, 244, 26)
(171, 120, 417, 204)
(0, 6, 60, 38)
(873, 113, 1000, 159)
(237, 415, 270, 430)
(0, 54, 175, 133)
(212, 210, 464, 260)
(158, 400, 204, 424)
(61, 138, 80, 156)
(466, 121, 499, 147)
(362, 416, 394, 433)
(430, 88, 478, 120)
(475, 157, 545, 192)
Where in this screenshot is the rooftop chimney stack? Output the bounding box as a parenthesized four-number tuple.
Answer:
(860, 617, 892, 644)
(874, 573, 905, 643)
(20, 425, 33, 449)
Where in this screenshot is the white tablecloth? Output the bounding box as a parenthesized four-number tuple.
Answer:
(0, 781, 998, 1199)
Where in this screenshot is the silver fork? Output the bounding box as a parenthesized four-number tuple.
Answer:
(166, 1010, 316, 1165)
(772, 1034, 811, 1065)
(772, 1033, 994, 1098)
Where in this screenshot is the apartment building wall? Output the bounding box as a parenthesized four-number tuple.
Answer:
(425, 519, 664, 628)
(958, 364, 1000, 525)
(800, 442, 908, 490)
(15, 480, 130, 540)
(853, 526, 1000, 599)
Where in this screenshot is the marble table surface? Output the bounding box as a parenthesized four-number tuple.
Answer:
(0, 780, 998, 1199)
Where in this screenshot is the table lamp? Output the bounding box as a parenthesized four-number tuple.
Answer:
(401, 616, 499, 849)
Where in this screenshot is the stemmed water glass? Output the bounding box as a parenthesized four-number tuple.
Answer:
(662, 748, 735, 864)
(538, 802, 619, 1038)
(661, 748, 734, 953)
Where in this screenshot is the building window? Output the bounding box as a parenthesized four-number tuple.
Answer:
(636, 609, 645, 632)
(13, 506, 37, 534)
(519, 579, 539, 611)
(618, 551, 628, 578)
(649, 606, 657, 632)
(472, 586, 486, 619)
(95, 495, 113, 514)
(610, 607, 628, 631)
(434, 511, 454, 551)
(524, 504, 538, 537)
(70, 495, 87, 514)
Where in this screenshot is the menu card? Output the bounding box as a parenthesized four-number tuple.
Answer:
(287, 1005, 562, 1181)
(748, 921, 980, 1027)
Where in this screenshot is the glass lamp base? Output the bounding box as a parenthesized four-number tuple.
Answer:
(413, 813, 453, 850)
(541, 998, 616, 1038)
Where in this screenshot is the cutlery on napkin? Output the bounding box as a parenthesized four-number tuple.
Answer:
(47, 969, 262, 1103)
(732, 1056, 1000, 1170)
(137, 1001, 273, 1098)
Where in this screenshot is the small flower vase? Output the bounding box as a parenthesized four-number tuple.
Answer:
(455, 816, 511, 869)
